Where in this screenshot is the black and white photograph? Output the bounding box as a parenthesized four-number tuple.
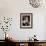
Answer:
(20, 13, 33, 28)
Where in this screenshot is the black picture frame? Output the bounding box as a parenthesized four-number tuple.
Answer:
(20, 13, 33, 29)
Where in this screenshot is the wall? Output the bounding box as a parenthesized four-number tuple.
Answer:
(0, 0, 46, 40)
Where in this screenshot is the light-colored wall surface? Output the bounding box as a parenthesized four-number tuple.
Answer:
(0, 0, 46, 40)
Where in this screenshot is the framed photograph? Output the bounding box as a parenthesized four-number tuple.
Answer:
(20, 13, 33, 28)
